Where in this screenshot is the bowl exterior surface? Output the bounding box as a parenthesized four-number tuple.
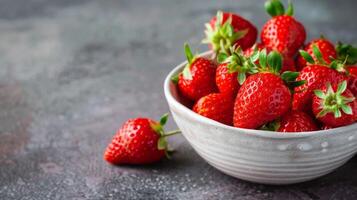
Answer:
(164, 52, 357, 184)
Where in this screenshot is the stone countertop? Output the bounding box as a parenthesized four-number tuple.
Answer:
(0, 0, 357, 199)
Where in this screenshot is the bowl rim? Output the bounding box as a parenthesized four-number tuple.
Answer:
(164, 50, 357, 139)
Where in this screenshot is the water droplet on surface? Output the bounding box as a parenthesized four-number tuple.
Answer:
(297, 143, 312, 151)
(348, 136, 355, 141)
(277, 144, 289, 151)
(321, 142, 328, 148)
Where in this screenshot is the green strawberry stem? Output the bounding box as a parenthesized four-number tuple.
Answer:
(151, 113, 181, 159)
(314, 81, 355, 118)
(163, 130, 181, 137)
(182, 43, 196, 80)
(265, 0, 294, 17)
(202, 11, 248, 54)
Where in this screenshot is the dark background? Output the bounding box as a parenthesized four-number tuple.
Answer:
(0, 0, 357, 199)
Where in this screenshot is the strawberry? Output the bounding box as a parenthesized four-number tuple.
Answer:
(244, 43, 296, 72)
(176, 43, 217, 101)
(282, 57, 296, 72)
(104, 114, 179, 165)
(261, 0, 306, 57)
(293, 47, 348, 112)
(233, 51, 297, 129)
(215, 46, 259, 98)
(193, 93, 234, 125)
(215, 63, 239, 99)
(312, 81, 357, 127)
(278, 111, 318, 132)
(203, 11, 257, 53)
(296, 38, 337, 71)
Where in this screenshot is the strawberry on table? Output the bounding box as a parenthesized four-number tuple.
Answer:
(202, 11, 257, 54)
(278, 111, 318, 132)
(104, 114, 180, 165)
(296, 37, 337, 71)
(175, 43, 217, 101)
(312, 81, 357, 128)
(193, 93, 234, 126)
(293, 46, 347, 112)
(261, 0, 306, 57)
(233, 50, 301, 129)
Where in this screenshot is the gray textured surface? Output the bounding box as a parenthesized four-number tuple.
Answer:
(0, 0, 357, 199)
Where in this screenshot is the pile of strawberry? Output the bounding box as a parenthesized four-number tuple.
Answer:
(103, 0, 357, 165)
(174, 0, 357, 132)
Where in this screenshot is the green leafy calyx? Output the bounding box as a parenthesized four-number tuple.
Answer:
(265, 0, 294, 17)
(314, 81, 355, 118)
(336, 42, 357, 65)
(218, 45, 258, 85)
(202, 11, 248, 54)
(150, 113, 181, 158)
(299, 44, 346, 72)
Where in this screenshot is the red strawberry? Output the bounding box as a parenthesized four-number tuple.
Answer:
(244, 43, 295, 72)
(296, 38, 337, 71)
(193, 93, 234, 125)
(282, 57, 296, 72)
(203, 11, 257, 53)
(215, 47, 258, 99)
(104, 114, 179, 165)
(243, 43, 268, 57)
(215, 63, 239, 99)
(292, 65, 347, 112)
(177, 44, 217, 101)
(293, 47, 348, 112)
(312, 81, 357, 127)
(261, 0, 306, 57)
(233, 51, 292, 129)
(278, 111, 318, 132)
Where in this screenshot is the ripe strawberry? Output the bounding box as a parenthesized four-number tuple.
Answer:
(296, 38, 337, 71)
(243, 43, 268, 57)
(233, 51, 294, 129)
(293, 47, 348, 112)
(312, 81, 357, 127)
(278, 111, 318, 132)
(215, 63, 239, 99)
(176, 43, 217, 101)
(282, 57, 296, 72)
(203, 11, 257, 53)
(104, 114, 179, 165)
(261, 0, 306, 57)
(193, 93, 234, 125)
(215, 46, 258, 98)
(244, 43, 296, 72)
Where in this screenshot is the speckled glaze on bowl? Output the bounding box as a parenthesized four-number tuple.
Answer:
(164, 51, 357, 185)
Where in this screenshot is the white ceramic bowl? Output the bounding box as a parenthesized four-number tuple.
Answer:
(164, 51, 357, 185)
